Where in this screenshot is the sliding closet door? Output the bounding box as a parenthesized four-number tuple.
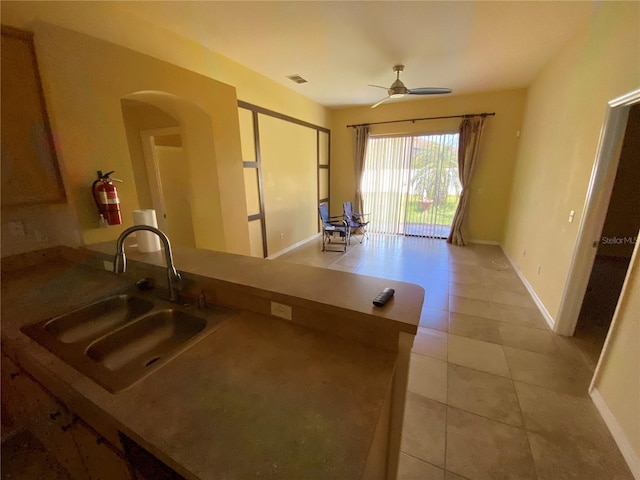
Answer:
(238, 101, 330, 257)
(260, 115, 317, 255)
(238, 107, 266, 258)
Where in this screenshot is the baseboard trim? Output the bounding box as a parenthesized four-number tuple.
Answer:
(468, 239, 501, 245)
(500, 245, 556, 330)
(590, 387, 640, 479)
(267, 233, 321, 259)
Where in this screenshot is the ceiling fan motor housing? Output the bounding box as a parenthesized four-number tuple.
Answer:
(369, 64, 451, 108)
(389, 78, 409, 97)
(390, 65, 408, 97)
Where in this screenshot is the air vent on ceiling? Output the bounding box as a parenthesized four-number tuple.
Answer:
(286, 74, 308, 84)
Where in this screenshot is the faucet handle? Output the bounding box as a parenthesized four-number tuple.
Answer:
(135, 278, 155, 291)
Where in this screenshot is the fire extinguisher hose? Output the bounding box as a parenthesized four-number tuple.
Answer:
(92, 177, 104, 215)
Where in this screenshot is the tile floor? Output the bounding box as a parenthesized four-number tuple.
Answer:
(275, 234, 634, 480)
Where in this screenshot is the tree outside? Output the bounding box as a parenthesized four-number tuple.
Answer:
(405, 134, 461, 230)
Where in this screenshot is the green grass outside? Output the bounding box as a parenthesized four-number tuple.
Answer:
(363, 193, 459, 230)
(404, 194, 459, 226)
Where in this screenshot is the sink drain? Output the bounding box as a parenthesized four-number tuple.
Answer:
(145, 357, 161, 367)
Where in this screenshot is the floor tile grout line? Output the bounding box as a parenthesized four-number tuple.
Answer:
(410, 348, 447, 363)
(408, 388, 533, 432)
(399, 450, 446, 473)
(512, 379, 543, 480)
(443, 401, 449, 474)
(510, 377, 591, 400)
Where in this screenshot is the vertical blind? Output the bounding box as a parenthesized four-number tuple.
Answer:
(361, 133, 460, 238)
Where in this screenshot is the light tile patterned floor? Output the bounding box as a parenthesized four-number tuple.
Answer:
(275, 234, 633, 480)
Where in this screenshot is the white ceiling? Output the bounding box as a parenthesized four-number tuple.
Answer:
(118, 1, 595, 108)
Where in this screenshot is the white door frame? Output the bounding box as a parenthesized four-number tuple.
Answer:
(554, 88, 640, 336)
(140, 127, 182, 233)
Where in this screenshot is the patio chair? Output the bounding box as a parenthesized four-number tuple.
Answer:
(343, 201, 370, 244)
(318, 203, 349, 252)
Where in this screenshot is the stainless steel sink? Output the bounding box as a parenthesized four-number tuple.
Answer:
(87, 310, 206, 371)
(42, 294, 155, 343)
(21, 291, 238, 393)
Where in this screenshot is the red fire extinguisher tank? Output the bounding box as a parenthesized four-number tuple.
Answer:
(92, 170, 122, 226)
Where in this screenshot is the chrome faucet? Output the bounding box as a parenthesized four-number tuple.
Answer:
(114, 225, 183, 302)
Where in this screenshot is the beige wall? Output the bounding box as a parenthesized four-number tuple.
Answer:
(593, 239, 640, 470)
(2, 23, 248, 253)
(329, 89, 527, 242)
(1, 203, 81, 257)
(1, 1, 329, 257)
(502, 1, 640, 320)
(501, 3, 639, 471)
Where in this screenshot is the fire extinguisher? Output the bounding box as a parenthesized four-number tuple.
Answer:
(92, 170, 122, 227)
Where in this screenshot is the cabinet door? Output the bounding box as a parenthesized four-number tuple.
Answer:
(1, 353, 46, 435)
(28, 388, 88, 480)
(1, 26, 66, 206)
(72, 421, 132, 480)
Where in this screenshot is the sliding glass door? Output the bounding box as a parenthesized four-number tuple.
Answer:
(362, 133, 460, 238)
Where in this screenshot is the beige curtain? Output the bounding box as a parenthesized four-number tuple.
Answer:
(447, 116, 487, 246)
(353, 126, 370, 212)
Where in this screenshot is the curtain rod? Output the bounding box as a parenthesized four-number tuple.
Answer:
(346, 112, 495, 129)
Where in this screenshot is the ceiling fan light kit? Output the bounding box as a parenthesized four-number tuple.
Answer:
(369, 64, 452, 108)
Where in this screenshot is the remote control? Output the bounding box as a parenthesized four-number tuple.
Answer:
(373, 288, 395, 307)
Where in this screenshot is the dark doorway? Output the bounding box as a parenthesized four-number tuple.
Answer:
(573, 104, 640, 368)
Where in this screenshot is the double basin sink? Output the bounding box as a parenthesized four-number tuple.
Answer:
(21, 290, 238, 393)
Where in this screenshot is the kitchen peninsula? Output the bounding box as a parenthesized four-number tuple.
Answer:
(1, 243, 423, 479)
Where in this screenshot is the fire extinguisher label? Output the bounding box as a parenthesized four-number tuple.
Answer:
(99, 191, 120, 204)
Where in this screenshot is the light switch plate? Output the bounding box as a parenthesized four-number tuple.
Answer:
(8, 220, 25, 237)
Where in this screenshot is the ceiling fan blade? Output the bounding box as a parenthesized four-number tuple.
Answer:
(408, 87, 452, 95)
(371, 96, 390, 109)
(368, 84, 390, 90)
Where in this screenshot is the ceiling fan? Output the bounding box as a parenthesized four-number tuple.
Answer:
(369, 64, 452, 108)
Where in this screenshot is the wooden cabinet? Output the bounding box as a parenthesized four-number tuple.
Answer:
(1, 352, 44, 436)
(30, 397, 87, 480)
(1, 26, 66, 207)
(1, 353, 131, 480)
(72, 420, 131, 480)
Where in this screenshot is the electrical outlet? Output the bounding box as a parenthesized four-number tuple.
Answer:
(280, 233, 284, 240)
(568, 210, 575, 223)
(103, 260, 114, 271)
(271, 301, 292, 321)
(34, 230, 50, 243)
